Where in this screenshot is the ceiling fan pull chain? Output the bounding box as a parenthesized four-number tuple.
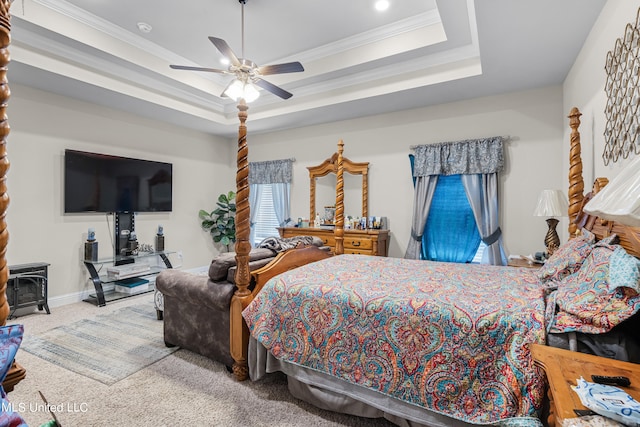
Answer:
(240, 0, 245, 59)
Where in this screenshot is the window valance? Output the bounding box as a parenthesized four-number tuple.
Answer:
(412, 137, 504, 177)
(249, 158, 294, 184)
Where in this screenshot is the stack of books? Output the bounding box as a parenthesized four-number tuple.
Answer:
(106, 263, 150, 280)
(114, 277, 150, 294)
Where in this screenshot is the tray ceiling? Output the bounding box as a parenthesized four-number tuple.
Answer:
(7, 0, 606, 137)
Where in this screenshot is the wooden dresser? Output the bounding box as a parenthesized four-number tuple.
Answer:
(278, 227, 389, 256)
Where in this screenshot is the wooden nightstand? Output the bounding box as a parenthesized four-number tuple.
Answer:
(507, 256, 542, 268)
(530, 344, 640, 427)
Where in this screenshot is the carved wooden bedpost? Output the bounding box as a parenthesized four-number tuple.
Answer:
(568, 107, 584, 237)
(0, 0, 25, 392)
(230, 99, 251, 381)
(309, 172, 315, 223)
(362, 168, 368, 220)
(334, 140, 344, 255)
(0, 0, 10, 327)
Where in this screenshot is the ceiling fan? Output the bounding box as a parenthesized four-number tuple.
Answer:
(170, 0, 304, 101)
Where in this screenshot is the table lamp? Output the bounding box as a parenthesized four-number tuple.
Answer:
(534, 189, 569, 255)
(583, 155, 640, 226)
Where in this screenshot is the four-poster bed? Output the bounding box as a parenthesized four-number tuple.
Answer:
(229, 107, 640, 426)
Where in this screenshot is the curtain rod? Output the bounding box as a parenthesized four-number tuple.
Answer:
(410, 136, 511, 150)
(251, 157, 296, 163)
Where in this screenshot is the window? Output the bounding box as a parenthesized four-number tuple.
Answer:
(422, 174, 482, 263)
(252, 184, 281, 246)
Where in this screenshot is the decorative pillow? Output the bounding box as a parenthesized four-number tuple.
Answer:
(608, 246, 640, 293)
(595, 233, 620, 247)
(550, 244, 640, 334)
(537, 228, 596, 283)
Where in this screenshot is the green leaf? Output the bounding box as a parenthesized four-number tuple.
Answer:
(218, 193, 228, 204)
(212, 208, 226, 216)
(221, 236, 230, 246)
(198, 210, 211, 220)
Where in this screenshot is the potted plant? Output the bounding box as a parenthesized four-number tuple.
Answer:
(199, 191, 236, 251)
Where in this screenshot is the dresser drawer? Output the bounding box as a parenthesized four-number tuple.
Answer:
(344, 248, 374, 255)
(319, 235, 336, 247)
(344, 238, 373, 250)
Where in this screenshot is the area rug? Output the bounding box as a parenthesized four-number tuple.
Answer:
(20, 304, 176, 385)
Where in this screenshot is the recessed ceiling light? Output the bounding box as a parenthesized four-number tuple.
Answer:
(375, 0, 389, 11)
(137, 22, 152, 33)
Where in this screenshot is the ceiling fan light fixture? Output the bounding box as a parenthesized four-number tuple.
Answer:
(224, 79, 260, 103)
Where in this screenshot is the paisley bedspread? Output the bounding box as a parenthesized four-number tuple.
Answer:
(243, 254, 547, 425)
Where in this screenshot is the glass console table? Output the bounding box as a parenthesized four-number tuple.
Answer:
(83, 251, 181, 307)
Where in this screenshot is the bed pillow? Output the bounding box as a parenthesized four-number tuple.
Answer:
(550, 244, 640, 334)
(608, 246, 640, 293)
(537, 228, 596, 283)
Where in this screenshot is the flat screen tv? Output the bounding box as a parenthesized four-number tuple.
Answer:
(64, 149, 173, 213)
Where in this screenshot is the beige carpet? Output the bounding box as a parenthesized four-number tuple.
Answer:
(6, 294, 395, 426)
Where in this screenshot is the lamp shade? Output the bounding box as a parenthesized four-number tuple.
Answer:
(533, 189, 568, 217)
(583, 155, 640, 227)
(224, 80, 260, 103)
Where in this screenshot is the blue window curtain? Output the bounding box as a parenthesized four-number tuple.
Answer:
(405, 137, 507, 265)
(248, 158, 294, 245)
(424, 174, 481, 262)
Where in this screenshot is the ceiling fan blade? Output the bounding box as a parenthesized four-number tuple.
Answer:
(253, 78, 293, 100)
(208, 37, 241, 66)
(258, 62, 304, 76)
(170, 64, 228, 73)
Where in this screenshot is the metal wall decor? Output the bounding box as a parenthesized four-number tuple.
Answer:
(603, 7, 640, 165)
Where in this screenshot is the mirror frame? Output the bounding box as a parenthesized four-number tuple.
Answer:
(308, 152, 369, 221)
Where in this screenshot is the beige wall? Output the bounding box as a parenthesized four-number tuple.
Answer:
(245, 86, 566, 258)
(563, 0, 640, 186)
(6, 84, 234, 305)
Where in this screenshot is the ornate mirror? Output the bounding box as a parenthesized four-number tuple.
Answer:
(308, 148, 369, 222)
